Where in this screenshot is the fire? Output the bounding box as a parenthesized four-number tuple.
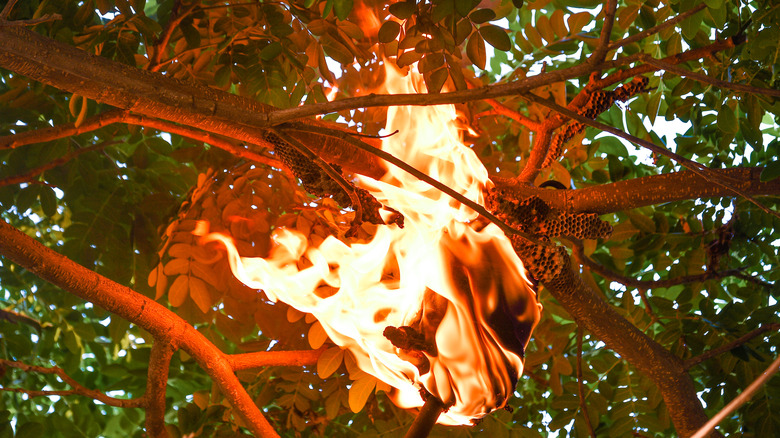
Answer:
(200, 65, 542, 425)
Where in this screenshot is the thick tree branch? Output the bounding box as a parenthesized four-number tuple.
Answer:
(494, 167, 779, 215)
(0, 359, 143, 408)
(0, 219, 279, 438)
(589, 0, 618, 65)
(227, 348, 324, 371)
(684, 323, 780, 370)
(540, 255, 720, 437)
(519, 92, 779, 219)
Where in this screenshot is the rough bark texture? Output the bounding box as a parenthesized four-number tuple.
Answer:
(494, 167, 780, 215)
(0, 24, 385, 179)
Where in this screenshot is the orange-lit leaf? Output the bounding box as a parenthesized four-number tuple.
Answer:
(168, 275, 188, 307)
(189, 276, 212, 313)
(466, 32, 486, 69)
(317, 346, 345, 378)
(348, 374, 376, 413)
(308, 320, 329, 349)
(424, 68, 449, 93)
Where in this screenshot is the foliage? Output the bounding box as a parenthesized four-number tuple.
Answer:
(0, 0, 778, 437)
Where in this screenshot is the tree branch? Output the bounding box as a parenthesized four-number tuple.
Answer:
(0, 359, 143, 408)
(639, 55, 780, 98)
(684, 323, 780, 370)
(0, 140, 114, 187)
(280, 122, 548, 246)
(539, 255, 720, 437)
(577, 328, 596, 438)
(608, 4, 707, 50)
(144, 341, 175, 438)
(0, 109, 126, 150)
(690, 354, 780, 438)
(494, 167, 780, 216)
(519, 92, 780, 219)
(589, 0, 618, 65)
(0, 219, 280, 438)
(571, 239, 756, 290)
(227, 348, 324, 371)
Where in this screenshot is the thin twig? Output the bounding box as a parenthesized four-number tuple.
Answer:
(609, 4, 707, 50)
(690, 354, 780, 438)
(0, 109, 126, 150)
(0, 109, 283, 169)
(685, 323, 780, 369)
(482, 98, 542, 131)
(577, 328, 596, 438)
(149, 2, 199, 71)
(640, 55, 780, 98)
(590, 0, 618, 65)
(0, 0, 19, 19)
(519, 93, 780, 220)
(571, 239, 761, 290)
(0, 141, 116, 187)
(0, 359, 144, 408)
(280, 122, 547, 246)
(0, 13, 62, 26)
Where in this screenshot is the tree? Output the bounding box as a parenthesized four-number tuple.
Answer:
(0, 0, 778, 437)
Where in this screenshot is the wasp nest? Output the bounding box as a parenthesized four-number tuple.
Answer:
(264, 131, 402, 227)
(542, 76, 649, 168)
(486, 189, 612, 282)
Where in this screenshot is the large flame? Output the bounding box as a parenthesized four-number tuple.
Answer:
(203, 65, 542, 425)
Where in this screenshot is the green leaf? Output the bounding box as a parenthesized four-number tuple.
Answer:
(760, 160, 780, 182)
(333, 0, 353, 21)
(469, 9, 496, 24)
(466, 32, 486, 69)
(479, 24, 511, 51)
(717, 105, 738, 134)
(378, 21, 401, 43)
(260, 42, 283, 61)
(39, 186, 58, 217)
(389, 1, 415, 19)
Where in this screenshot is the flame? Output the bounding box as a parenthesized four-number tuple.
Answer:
(201, 65, 541, 425)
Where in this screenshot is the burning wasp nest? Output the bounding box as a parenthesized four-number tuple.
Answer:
(486, 190, 613, 283)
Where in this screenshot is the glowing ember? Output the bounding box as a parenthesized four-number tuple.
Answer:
(201, 65, 542, 425)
